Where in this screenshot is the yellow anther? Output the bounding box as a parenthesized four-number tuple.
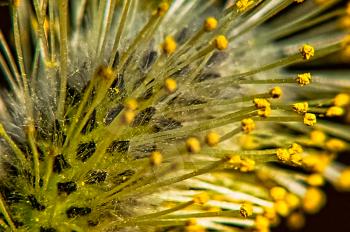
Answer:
(339, 16, 350, 29)
(186, 137, 201, 153)
(205, 131, 220, 147)
(276, 148, 290, 162)
(310, 130, 326, 144)
(299, 44, 315, 60)
(288, 143, 303, 155)
(241, 118, 256, 134)
(253, 98, 270, 109)
(296, 73, 312, 86)
(270, 187, 287, 201)
(156, 2, 169, 16)
(240, 158, 255, 172)
(240, 202, 253, 218)
(347, 2, 350, 15)
(337, 168, 350, 191)
(274, 200, 290, 217)
(204, 17, 218, 32)
(302, 155, 330, 172)
(239, 134, 259, 150)
(255, 215, 270, 231)
(97, 66, 114, 80)
(164, 78, 177, 93)
(326, 106, 344, 117)
(303, 113, 317, 126)
(270, 86, 282, 99)
(287, 213, 305, 231)
(285, 193, 300, 209)
(121, 110, 135, 124)
(325, 138, 347, 152)
(214, 35, 229, 50)
(124, 98, 138, 111)
(236, 0, 254, 12)
(292, 102, 308, 114)
(193, 192, 209, 205)
(295, 0, 305, 3)
(186, 219, 197, 226)
(162, 36, 177, 55)
(258, 106, 271, 117)
(334, 93, 350, 107)
(228, 155, 241, 169)
(150, 151, 163, 166)
(263, 207, 277, 221)
(303, 188, 325, 214)
(307, 174, 324, 187)
(13, 0, 20, 7)
(185, 224, 205, 232)
(290, 153, 303, 166)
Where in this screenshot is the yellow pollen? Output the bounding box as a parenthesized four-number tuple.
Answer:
(274, 200, 290, 217)
(205, 131, 220, 147)
(124, 98, 138, 111)
(290, 153, 303, 166)
(185, 224, 205, 232)
(253, 98, 270, 109)
(162, 36, 177, 55)
(263, 207, 277, 220)
(302, 155, 330, 172)
(240, 203, 253, 218)
(150, 151, 163, 166)
(239, 134, 258, 149)
(333, 93, 350, 107)
(325, 138, 347, 152)
(310, 130, 326, 144)
(288, 143, 303, 155)
(307, 174, 324, 187)
(292, 102, 308, 114)
(326, 106, 344, 117)
(241, 118, 256, 134)
(347, 2, 350, 15)
(285, 193, 300, 209)
(228, 155, 242, 168)
(214, 35, 229, 50)
(258, 106, 271, 117)
(296, 73, 312, 86)
(186, 137, 201, 153)
(121, 110, 135, 124)
(299, 44, 315, 60)
(255, 215, 270, 230)
(97, 66, 114, 80)
(156, 2, 169, 16)
(276, 148, 290, 162)
(204, 17, 218, 32)
(303, 113, 317, 126)
(164, 78, 177, 93)
(240, 158, 255, 172)
(337, 168, 350, 191)
(236, 0, 254, 12)
(270, 187, 287, 201)
(193, 192, 209, 205)
(339, 16, 350, 29)
(302, 188, 325, 214)
(270, 86, 282, 98)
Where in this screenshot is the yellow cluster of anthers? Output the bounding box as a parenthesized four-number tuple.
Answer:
(253, 98, 271, 117)
(299, 44, 315, 60)
(276, 143, 304, 166)
(296, 72, 312, 86)
(228, 155, 255, 172)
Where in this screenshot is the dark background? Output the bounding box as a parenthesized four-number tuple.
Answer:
(1, 2, 350, 232)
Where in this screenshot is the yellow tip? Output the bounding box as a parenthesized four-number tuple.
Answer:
(310, 130, 326, 144)
(270, 86, 282, 99)
(236, 0, 254, 12)
(150, 151, 163, 166)
(253, 98, 270, 109)
(97, 66, 114, 80)
(276, 149, 290, 163)
(337, 168, 350, 191)
(240, 158, 255, 172)
(124, 98, 138, 111)
(302, 188, 325, 214)
(303, 113, 317, 126)
(299, 44, 315, 60)
(204, 17, 218, 32)
(121, 110, 135, 124)
(274, 200, 290, 217)
(288, 143, 303, 155)
(162, 36, 177, 55)
(186, 137, 201, 153)
(156, 2, 169, 16)
(214, 35, 229, 50)
(270, 187, 287, 201)
(241, 118, 256, 134)
(255, 215, 270, 230)
(296, 73, 312, 86)
(164, 78, 177, 93)
(333, 93, 350, 107)
(193, 192, 209, 205)
(292, 102, 308, 114)
(240, 203, 253, 218)
(307, 174, 324, 187)
(325, 138, 347, 152)
(285, 193, 300, 209)
(326, 106, 344, 117)
(258, 106, 271, 117)
(205, 131, 220, 147)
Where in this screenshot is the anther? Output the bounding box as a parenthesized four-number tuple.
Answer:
(303, 113, 316, 126)
(296, 73, 312, 86)
(150, 151, 163, 166)
(204, 17, 218, 32)
(270, 86, 282, 99)
(326, 106, 344, 117)
(162, 36, 177, 55)
(240, 202, 253, 218)
(299, 44, 315, 60)
(186, 137, 201, 153)
(241, 118, 256, 134)
(292, 102, 308, 114)
(205, 131, 220, 147)
(214, 35, 229, 50)
(164, 78, 177, 93)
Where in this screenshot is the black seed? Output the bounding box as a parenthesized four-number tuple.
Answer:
(57, 181, 77, 195)
(153, 118, 182, 132)
(104, 105, 124, 125)
(206, 51, 228, 67)
(28, 195, 45, 211)
(76, 142, 96, 162)
(81, 110, 96, 134)
(140, 87, 153, 100)
(196, 72, 221, 82)
(113, 170, 135, 186)
(53, 154, 71, 173)
(107, 140, 130, 153)
(40, 227, 57, 232)
(132, 107, 156, 127)
(140, 50, 158, 71)
(66, 207, 92, 218)
(175, 27, 189, 44)
(85, 170, 107, 184)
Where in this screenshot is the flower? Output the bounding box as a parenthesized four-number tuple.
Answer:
(0, 1, 349, 232)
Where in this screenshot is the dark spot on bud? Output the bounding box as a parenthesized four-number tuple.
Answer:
(113, 169, 135, 186)
(85, 170, 107, 184)
(81, 110, 96, 134)
(28, 195, 45, 211)
(53, 119, 67, 144)
(140, 50, 158, 71)
(0, 186, 24, 204)
(40, 227, 57, 232)
(132, 107, 156, 127)
(57, 181, 77, 195)
(107, 140, 130, 153)
(172, 65, 190, 77)
(76, 142, 96, 162)
(66, 206, 92, 218)
(153, 118, 182, 132)
(140, 87, 153, 100)
(104, 105, 124, 125)
(206, 51, 228, 67)
(53, 154, 71, 173)
(196, 72, 221, 82)
(175, 27, 189, 44)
